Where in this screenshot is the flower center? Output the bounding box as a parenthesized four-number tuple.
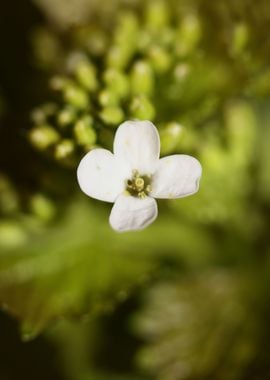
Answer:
(126, 170, 152, 199)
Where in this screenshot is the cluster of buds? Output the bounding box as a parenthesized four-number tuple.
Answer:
(0, 174, 57, 249)
(29, 1, 206, 166)
(29, 0, 259, 168)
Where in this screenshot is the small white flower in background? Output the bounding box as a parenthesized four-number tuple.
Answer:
(77, 120, 202, 232)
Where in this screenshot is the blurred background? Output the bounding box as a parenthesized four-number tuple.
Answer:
(1, 0, 270, 379)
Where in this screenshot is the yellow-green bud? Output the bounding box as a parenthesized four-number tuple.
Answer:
(64, 84, 89, 109)
(99, 89, 119, 107)
(31, 108, 47, 125)
(145, 0, 170, 30)
(174, 63, 191, 81)
(160, 122, 183, 155)
(30, 194, 56, 223)
(74, 60, 98, 92)
(31, 103, 58, 124)
(57, 107, 77, 128)
(177, 125, 198, 151)
(74, 116, 97, 147)
(0, 176, 19, 214)
(54, 139, 75, 160)
(74, 26, 107, 57)
(115, 12, 139, 46)
(231, 23, 249, 57)
(107, 13, 139, 69)
(103, 68, 129, 98)
(100, 106, 124, 126)
(130, 96, 156, 120)
(29, 125, 60, 150)
(106, 46, 125, 70)
(137, 30, 152, 52)
(175, 14, 201, 56)
(50, 76, 67, 91)
(148, 46, 172, 73)
(159, 26, 175, 47)
(0, 221, 27, 249)
(130, 61, 154, 96)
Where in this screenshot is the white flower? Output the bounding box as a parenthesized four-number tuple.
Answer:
(77, 120, 202, 232)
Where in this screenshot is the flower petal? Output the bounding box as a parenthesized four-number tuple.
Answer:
(113, 120, 160, 175)
(150, 155, 202, 199)
(77, 148, 130, 202)
(109, 194, 158, 232)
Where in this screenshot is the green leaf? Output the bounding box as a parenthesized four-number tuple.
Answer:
(0, 195, 216, 338)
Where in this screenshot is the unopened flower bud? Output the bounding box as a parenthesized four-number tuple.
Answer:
(29, 125, 60, 150)
(50, 76, 67, 91)
(130, 96, 156, 120)
(103, 68, 129, 98)
(74, 60, 98, 92)
(74, 116, 97, 147)
(175, 13, 201, 56)
(107, 12, 139, 69)
(148, 46, 172, 73)
(231, 23, 249, 57)
(64, 84, 89, 109)
(145, 0, 170, 30)
(100, 106, 124, 126)
(160, 122, 183, 154)
(54, 139, 75, 161)
(99, 89, 119, 107)
(0, 221, 27, 249)
(130, 61, 154, 96)
(0, 176, 19, 214)
(57, 107, 77, 128)
(30, 194, 56, 223)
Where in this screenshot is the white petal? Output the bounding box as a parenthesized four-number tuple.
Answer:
(150, 155, 202, 199)
(77, 148, 130, 203)
(113, 120, 160, 175)
(109, 194, 158, 232)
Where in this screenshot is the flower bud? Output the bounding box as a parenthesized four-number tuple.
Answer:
(130, 61, 154, 96)
(63, 84, 89, 109)
(175, 13, 201, 56)
(130, 96, 156, 120)
(74, 60, 98, 92)
(54, 139, 75, 161)
(107, 12, 139, 69)
(30, 194, 56, 223)
(31, 103, 58, 124)
(106, 45, 130, 70)
(50, 76, 67, 91)
(103, 68, 129, 98)
(99, 89, 119, 107)
(160, 122, 183, 155)
(31, 108, 47, 125)
(100, 106, 124, 126)
(57, 107, 77, 128)
(0, 221, 27, 249)
(74, 116, 97, 147)
(145, 0, 170, 30)
(231, 23, 249, 57)
(115, 12, 139, 46)
(29, 125, 60, 150)
(0, 176, 19, 214)
(148, 46, 172, 73)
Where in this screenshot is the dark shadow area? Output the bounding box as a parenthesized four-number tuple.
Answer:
(0, 311, 66, 380)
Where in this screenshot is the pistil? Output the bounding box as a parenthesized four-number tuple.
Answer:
(126, 170, 151, 198)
